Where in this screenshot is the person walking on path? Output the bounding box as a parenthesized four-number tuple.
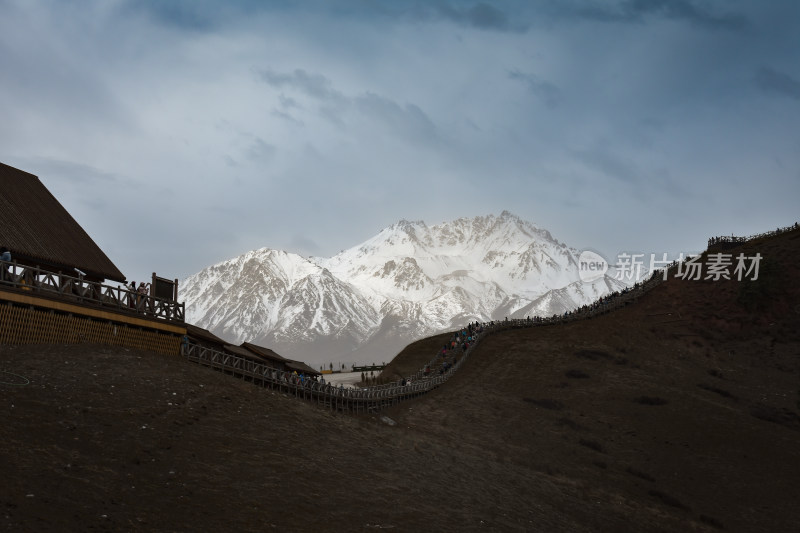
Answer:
(0, 247, 10, 281)
(136, 282, 149, 311)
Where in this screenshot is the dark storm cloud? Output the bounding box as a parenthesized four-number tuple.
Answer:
(434, 2, 523, 32)
(127, 1, 529, 35)
(754, 67, 800, 101)
(625, 0, 746, 29)
(278, 94, 302, 111)
(121, 0, 219, 31)
(508, 70, 561, 108)
(320, 1, 528, 33)
(353, 93, 439, 143)
(258, 69, 346, 104)
(258, 67, 439, 142)
(558, 0, 747, 30)
(273, 94, 305, 125)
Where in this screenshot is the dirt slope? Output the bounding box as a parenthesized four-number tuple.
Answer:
(1, 229, 799, 532)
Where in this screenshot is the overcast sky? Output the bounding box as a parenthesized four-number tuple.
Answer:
(2, 0, 798, 285)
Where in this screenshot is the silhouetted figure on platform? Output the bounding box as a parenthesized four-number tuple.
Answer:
(0, 247, 10, 281)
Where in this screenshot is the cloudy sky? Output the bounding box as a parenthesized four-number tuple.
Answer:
(1, 0, 798, 284)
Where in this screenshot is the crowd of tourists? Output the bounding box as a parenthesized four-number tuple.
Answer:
(400, 321, 486, 385)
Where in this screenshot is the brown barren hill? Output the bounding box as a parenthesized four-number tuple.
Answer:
(2, 227, 799, 532)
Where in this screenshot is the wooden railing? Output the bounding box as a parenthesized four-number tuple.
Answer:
(182, 333, 485, 414)
(0, 260, 185, 323)
(707, 222, 798, 249)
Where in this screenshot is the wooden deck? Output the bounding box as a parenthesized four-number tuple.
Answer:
(0, 260, 184, 322)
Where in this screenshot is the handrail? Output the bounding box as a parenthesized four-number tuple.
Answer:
(182, 336, 480, 414)
(708, 222, 797, 248)
(0, 259, 185, 323)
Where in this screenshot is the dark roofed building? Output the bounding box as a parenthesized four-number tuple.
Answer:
(184, 330, 319, 375)
(224, 344, 260, 360)
(0, 162, 125, 282)
(223, 344, 285, 370)
(240, 342, 290, 370)
(285, 359, 321, 377)
(185, 323, 229, 349)
(233, 343, 320, 376)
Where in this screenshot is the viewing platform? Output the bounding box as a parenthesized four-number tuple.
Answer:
(1, 261, 185, 355)
(1, 161, 185, 355)
(1, 260, 184, 323)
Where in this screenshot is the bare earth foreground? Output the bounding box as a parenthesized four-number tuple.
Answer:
(2, 231, 800, 532)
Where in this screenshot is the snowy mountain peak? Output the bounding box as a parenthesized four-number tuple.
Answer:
(182, 213, 623, 366)
(393, 218, 426, 230)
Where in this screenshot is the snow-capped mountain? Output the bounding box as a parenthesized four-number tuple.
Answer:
(181, 249, 380, 349)
(182, 211, 625, 366)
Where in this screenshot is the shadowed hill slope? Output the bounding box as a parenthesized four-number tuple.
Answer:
(382, 225, 800, 532)
(1, 227, 798, 532)
(380, 331, 453, 382)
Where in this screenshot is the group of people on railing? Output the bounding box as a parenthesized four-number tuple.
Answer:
(403, 321, 485, 384)
(126, 281, 151, 308)
(284, 370, 337, 390)
(440, 331, 477, 357)
(273, 368, 356, 395)
(219, 354, 351, 395)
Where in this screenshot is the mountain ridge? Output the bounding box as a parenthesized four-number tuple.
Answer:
(182, 212, 625, 365)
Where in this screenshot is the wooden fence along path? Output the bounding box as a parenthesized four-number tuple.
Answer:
(707, 221, 798, 249)
(0, 260, 184, 322)
(182, 261, 674, 414)
(183, 341, 460, 414)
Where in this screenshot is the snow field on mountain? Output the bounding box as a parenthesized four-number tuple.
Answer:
(182, 212, 624, 363)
